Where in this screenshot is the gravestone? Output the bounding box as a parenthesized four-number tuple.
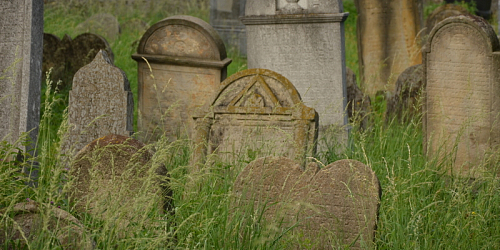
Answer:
(42, 33, 113, 89)
(355, 0, 423, 97)
(64, 51, 133, 155)
(423, 15, 500, 176)
(192, 68, 318, 167)
(233, 156, 381, 249)
(386, 64, 424, 122)
(242, 0, 349, 152)
(210, 0, 247, 56)
(0, 0, 43, 151)
(0, 201, 92, 249)
(346, 68, 371, 129)
(425, 4, 469, 36)
(75, 13, 120, 42)
(69, 134, 171, 227)
(132, 15, 232, 143)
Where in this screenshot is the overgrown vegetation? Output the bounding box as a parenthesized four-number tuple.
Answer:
(1, 0, 500, 249)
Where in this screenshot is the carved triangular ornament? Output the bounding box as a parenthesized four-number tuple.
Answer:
(229, 75, 281, 109)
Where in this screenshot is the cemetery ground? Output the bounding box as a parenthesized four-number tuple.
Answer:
(1, 0, 500, 249)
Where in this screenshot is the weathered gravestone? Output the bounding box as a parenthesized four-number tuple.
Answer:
(386, 64, 424, 122)
(210, 0, 247, 56)
(64, 50, 133, 155)
(69, 134, 171, 231)
(0, 0, 43, 151)
(425, 4, 469, 36)
(192, 68, 318, 167)
(233, 156, 381, 249)
(346, 67, 371, 129)
(132, 15, 232, 143)
(242, 0, 349, 152)
(423, 15, 500, 176)
(0, 201, 93, 249)
(42, 33, 113, 89)
(75, 13, 120, 42)
(355, 0, 423, 97)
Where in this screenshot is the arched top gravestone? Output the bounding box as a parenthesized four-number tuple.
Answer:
(134, 15, 230, 66)
(132, 15, 231, 143)
(423, 15, 500, 176)
(192, 69, 318, 168)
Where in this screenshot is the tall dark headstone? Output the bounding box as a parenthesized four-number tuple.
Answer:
(210, 0, 247, 56)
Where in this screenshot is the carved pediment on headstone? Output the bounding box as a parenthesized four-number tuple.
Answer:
(192, 69, 318, 167)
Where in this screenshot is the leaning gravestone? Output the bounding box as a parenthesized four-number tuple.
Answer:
(192, 68, 318, 167)
(423, 15, 500, 176)
(0, 0, 43, 151)
(64, 50, 133, 155)
(233, 157, 381, 249)
(210, 0, 247, 56)
(69, 134, 170, 234)
(386, 64, 423, 122)
(132, 15, 231, 143)
(242, 0, 349, 152)
(355, 0, 423, 97)
(0, 201, 93, 249)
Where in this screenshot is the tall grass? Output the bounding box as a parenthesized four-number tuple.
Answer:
(2, 0, 500, 249)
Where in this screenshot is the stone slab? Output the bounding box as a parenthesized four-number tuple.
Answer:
(64, 50, 133, 155)
(69, 134, 170, 226)
(386, 64, 423, 122)
(243, 0, 348, 152)
(192, 68, 317, 167)
(233, 156, 381, 249)
(423, 15, 500, 176)
(0, 0, 43, 151)
(132, 15, 231, 143)
(355, 0, 423, 96)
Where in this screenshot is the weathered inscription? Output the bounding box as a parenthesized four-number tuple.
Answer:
(424, 16, 500, 176)
(232, 157, 381, 249)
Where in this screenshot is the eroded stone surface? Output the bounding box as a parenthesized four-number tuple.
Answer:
(132, 15, 231, 143)
(0, 201, 93, 249)
(423, 15, 500, 176)
(69, 134, 170, 222)
(75, 13, 120, 42)
(355, 0, 423, 96)
(64, 51, 133, 155)
(192, 68, 317, 167)
(0, 0, 43, 150)
(386, 64, 424, 122)
(243, 0, 348, 152)
(233, 157, 381, 249)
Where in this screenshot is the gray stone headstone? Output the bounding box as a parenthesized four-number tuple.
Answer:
(425, 4, 469, 36)
(423, 15, 500, 177)
(0, 0, 43, 151)
(242, 0, 349, 153)
(64, 50, 133, 155)
(233, 157, 381, 249)
(132, 15, 232, 143)
(192, 68, 318, 168)
(209, 0, 247, 56)
(346, 68, 371, 129)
